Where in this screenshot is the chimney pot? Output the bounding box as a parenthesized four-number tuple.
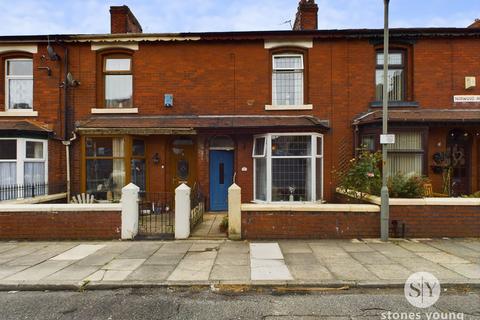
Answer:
(293, 0, 318, 31)
(110, 5, 143, 34)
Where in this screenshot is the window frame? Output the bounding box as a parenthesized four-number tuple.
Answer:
(359, 126, 428, 176)
(270, 49, 308, 107)
(4, 57, 34, 111)
(97, 50, 134, 109)
(253, 132, 323, 203)
(0, 137, 48, 187)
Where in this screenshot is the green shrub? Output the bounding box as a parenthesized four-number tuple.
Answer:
(337, 150, 382, 199)
(219, 216, 228, 233)
(462, 191, 480, 198)
(388, 174, 428, 198)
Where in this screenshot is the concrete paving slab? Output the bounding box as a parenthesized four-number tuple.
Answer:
(102, 270, 133, 281)
(210, 265, 250, 281)
(6, 244, 76, 266)
(144, 253, 185, 266)
(84, 270, 105, 282)
(218, 241, 249, 254)
(283, 253, 320, 266)
(250, 243, 284, 260)
(427, 241, 480, 258)
(397, 241, 441, 252)
(188, 242, 221, 252)
(0, 244, 46, 264)
(323, 260, 378, 281)
(364, 264, 412, 280)
(118, 242, 162, 259)
(366, 243, 416, 258)
(97, 242, 133, 254)
(309, 244, 350, 260)
(454, 240, 480, 252)
(288, 264, 333, 281)
(157, 242, 192, 254)
(278, 241, 313, 254)
(416, 252, 471, 264)
(338, 242, 375, 253)
(0, 243, 18, 254)
(441, 263, 480, 279)
(250, 259, 293, 281)
(103, 259, 145, 271)
(50, 244, 106, 261)
(5, 260, 73, 281)
(76, 253, 119, 266)
(391, 256, 465, 281)
(350, 252, 393, 265)
(167, 251, 217, 281)
(0, 265, 29, 280)
(46, 264, 99, 281)
(214, 253, 249, 266)
(127, 265, 175, 281)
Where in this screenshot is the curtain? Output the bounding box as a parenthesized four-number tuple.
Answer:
(0, 162, 16, 186)
(105, 75, 132, 108)
(112, 138, 125, 200)
(255, 158, 267, 201)
(9, 79, 33, 109)
(24, 162, 45, 185)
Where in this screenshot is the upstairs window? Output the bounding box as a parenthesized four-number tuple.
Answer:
(5, 58, 33, 110)
(104, 56, 132, 108)
(375, 51, 405, 101)
(272, 54, 304, 106)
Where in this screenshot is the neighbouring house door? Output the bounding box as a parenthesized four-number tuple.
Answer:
(447, 129, 471, 196)
(169, 137, 196, 193)
(209, 150, 234, 211)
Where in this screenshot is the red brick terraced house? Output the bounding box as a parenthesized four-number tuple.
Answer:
(0, 1, 479, 211)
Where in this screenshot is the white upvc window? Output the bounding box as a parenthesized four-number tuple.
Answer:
(5, 58, 33, 111)
(272, 54, 304, 106)
(253, 133, 323, 203)
(0, 138, 48, 198)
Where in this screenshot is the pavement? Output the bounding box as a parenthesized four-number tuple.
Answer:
(0, 238, 479, 291)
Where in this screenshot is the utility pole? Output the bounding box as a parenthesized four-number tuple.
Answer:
(380, 0, 390, 241)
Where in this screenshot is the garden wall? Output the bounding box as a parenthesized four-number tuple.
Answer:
(0, 204, 121, 240)
(241, 204, 381, 239)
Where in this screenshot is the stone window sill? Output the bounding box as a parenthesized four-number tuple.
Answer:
(265, 104, 313, 111)
(91, 108, 138, 114)
(0, 110, 38, 117)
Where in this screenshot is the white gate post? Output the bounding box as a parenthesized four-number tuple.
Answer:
(228, 183, 242, 240)
(121, 183, 140, 240)
(175, 183, 191, 239)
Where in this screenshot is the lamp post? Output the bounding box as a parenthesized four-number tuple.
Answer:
(380, 0, 390, 241)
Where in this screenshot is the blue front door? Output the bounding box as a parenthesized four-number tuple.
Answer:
(209, 150, 234, 211)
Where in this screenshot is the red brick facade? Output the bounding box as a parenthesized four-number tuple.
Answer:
(0, 2, 479, 211)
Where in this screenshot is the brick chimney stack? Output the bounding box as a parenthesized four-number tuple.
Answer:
(293, 0, 319, 31)
(468, 18, 480, 28)
(110, 5, 143, 34)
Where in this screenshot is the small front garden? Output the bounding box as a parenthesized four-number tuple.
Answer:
(337, 150, 479, 200)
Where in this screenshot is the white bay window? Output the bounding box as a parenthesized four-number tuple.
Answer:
(253, 133, 323, 202)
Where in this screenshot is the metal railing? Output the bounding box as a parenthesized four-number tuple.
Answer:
(137, 192, 174, 239)
(190, 183, 205, 230)
(0, 182, 67, 202)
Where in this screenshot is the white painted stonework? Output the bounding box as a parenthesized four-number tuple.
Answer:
(91, 42, 139, 51)
(264, 39, 313, 49)
(0, 44, 37, 54)
(121, 183, 140, 240)
(227, 183, 241, 240)
(175, 183, 191, 239)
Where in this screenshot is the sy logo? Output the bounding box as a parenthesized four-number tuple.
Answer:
(404, 272, 441, 308)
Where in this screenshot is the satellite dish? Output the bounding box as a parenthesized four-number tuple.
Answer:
(47, 44, 60, 61)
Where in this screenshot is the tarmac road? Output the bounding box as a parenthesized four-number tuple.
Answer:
(0, 287, 479, 320)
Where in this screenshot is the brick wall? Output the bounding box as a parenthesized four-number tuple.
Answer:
(0, 211, 121, 240)
(390, 205, 480, 238)
(242, 211, 379, 239)
(242, 204, 480, 239)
